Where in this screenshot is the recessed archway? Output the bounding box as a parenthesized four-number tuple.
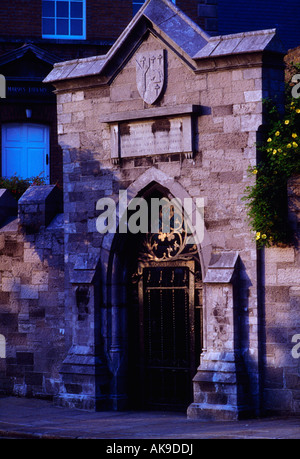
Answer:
(99, 167, 212, 411)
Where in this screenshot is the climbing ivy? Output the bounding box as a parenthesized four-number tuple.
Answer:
(243, 73, 300, 248)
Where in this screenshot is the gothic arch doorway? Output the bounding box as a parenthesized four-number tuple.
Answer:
(126, 192, 203, 411)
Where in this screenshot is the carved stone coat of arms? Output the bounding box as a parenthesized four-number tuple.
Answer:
(136, 50, 165, 105)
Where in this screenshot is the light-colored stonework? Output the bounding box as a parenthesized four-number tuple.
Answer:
(0, 0, 299, 419)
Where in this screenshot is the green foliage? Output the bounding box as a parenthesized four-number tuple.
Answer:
(0, 174, 46, 200)
(243, 83, 300, 247)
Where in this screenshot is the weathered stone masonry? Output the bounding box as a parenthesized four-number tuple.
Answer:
(0, 0, 299, 419)
(0, 186, 64, 398)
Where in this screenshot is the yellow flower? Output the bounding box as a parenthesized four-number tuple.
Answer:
(285, 120, 290, 125)
(293, 141, 298, 148)
(273, 149, 277, 154)
(275, 131, 280, 136)
(261, 234, 267, 239)
(252, 169, 258, 174)
(292, 133, 298, 138)
(267, 137, 272, 142)
(287, 143, 292, 148)
(278, 148, 282, 153)
(256, 232, 261, 240)
(297, 109, 300, 114)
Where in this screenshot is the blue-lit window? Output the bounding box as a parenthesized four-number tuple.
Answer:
(42, 0, 86, 39)
(133, 0, 175, 16)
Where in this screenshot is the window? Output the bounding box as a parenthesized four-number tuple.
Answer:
(133, 0, 175, 16)
(42, 0, 86, 39)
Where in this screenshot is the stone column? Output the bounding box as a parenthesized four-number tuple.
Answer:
(54, 255, 111, 410)
(188, 252, 255, 420)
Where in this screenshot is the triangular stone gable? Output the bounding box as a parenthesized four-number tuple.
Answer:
(108, 31, 195, 107)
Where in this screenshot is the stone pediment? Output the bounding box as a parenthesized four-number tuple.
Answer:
(0, 44, 58, 102)
(0, 44, 58, 68)
(0, 44, 58, 80)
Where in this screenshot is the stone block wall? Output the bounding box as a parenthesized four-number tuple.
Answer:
(263, 246, 300, 414)
(261, 177, 300, 415)
(0, 187, 65, 399)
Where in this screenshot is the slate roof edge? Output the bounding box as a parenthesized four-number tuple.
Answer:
(43, 54, 107, 83)
(207, 28, 278, 42)
(144, 0, 210, 43)
(193, 28, 286, 59)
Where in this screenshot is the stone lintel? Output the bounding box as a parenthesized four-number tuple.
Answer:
(99, 104, 204, 124)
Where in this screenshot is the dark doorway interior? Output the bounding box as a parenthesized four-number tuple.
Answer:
(125, 210, 203, 410)
(139, 261, 202, 411)
(111, 185, 203, 411)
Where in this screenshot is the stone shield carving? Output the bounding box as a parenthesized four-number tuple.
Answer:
(136, 50, 165, 104)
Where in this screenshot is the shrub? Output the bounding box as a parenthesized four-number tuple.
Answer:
(243, 76, 300, 247)
(0, 174, 47, 200)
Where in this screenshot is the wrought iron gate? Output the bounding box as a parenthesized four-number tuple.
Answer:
(137, 260, 202, 410)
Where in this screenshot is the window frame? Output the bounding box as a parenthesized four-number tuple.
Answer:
(42, 0, 86, 40)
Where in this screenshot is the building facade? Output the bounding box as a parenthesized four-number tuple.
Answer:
(0, 0, 299, 420)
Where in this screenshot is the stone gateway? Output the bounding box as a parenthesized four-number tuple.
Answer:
(0, 0, 299, 420)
